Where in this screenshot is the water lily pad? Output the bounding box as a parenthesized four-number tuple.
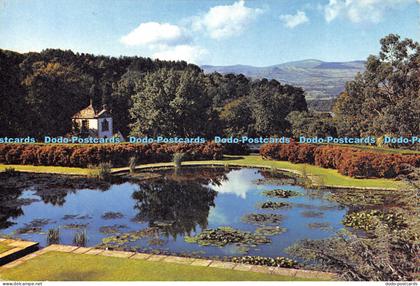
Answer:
(101, 212, 124, 220)
(343, 210, 407, 231)
(241, 213, 284, 226)
(184, 227, 270, 247)
(14, 218, 55, 234)
(258, 201, 290, 210)
(262, 189, 299, 198)
(63, 223, 88, 229)
(230, 255, 298, 268)
(99, 227, 160, 249)
(99, 224, 128, 234)
(255, 226, 286, 236)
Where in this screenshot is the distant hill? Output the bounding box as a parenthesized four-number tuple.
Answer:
(201, 59, 365, 100)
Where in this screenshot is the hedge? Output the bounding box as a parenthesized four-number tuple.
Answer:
(0, 143, 223, 168)
(260, 143, 420, 179)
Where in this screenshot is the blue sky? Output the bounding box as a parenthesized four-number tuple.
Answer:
(0, 0, 418, 66)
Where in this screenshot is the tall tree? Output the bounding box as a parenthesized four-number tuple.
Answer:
(250, 79, 307, 136)
(22, 62, 89, 137)
(129, 68, 215, 137)
(0, 50, 27, 137)
(334, 34, 420, 138)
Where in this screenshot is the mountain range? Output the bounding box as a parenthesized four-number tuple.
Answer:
(201, 59, 365, 100)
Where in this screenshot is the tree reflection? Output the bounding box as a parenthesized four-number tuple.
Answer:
(132, 177, 218, 239)
(34, 189, 74, 206)
(0, 187, 24, 229)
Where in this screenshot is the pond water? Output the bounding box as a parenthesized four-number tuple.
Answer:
(0, 168, 348, 259)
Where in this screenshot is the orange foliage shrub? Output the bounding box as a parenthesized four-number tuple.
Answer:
(260, 143, 420, 178)
(0, 142, 223, 168)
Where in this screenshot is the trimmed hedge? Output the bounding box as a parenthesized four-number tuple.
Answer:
(260, 143, 420, 179)
(0, 143, 223, 168)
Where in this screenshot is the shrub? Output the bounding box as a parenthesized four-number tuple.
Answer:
(0, 142, 223, 168)
(260, 143, 420, 179)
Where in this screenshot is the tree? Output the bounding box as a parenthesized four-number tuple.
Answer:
(22, 62, 89, 137)
(334, 34, 420, 138)
(129, 68, 215, 137)
(287, 111, 337, 138)
(0, 50, 27, 137)
(250, 79, 307, 136)
(220, 97, 253, 136)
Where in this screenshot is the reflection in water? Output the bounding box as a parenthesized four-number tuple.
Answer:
(132, 179, 217, 238)
(0, 187, 24, 228)
(208, 169, 258, 199)
(35, 189, 76, 207)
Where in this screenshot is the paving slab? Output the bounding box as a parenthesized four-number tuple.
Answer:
(272, 267, 297, 277)
(84, 248, 105, 255)
(8, 241, 37, 248)
(208, 261, 236, 270)
(41, 244, 61, 251)
(130, 253, 152, 260)
(233, 263, 254, 271)
(72, 247, 92, 254)
(55, 245, 79, 252)
(251, 265, 275, 274)
(163, 256, 195, 265)
(147, 255, 168, 262)
(190, 259, 212, 267)
(99, 250, 135, 258)
(294, 269, 335, 280)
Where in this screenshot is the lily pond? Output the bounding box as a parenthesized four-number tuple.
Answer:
(0, 167, 369, 260)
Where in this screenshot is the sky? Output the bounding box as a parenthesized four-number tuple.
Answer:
(0, 0, 419, 66)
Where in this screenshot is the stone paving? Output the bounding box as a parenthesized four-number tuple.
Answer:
(0, 243, 338, 280)
(0, 238, 39, 266)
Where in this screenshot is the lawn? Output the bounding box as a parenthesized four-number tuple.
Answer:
(0, 252, 316, 281)
(0, 164, 90, 175)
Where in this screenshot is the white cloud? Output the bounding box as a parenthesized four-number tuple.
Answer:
(120, 22, 188, 47)
(152, 44, 208, 64)
(324, 0, 414, 23)
(193, 0, 263, 39)
(119, 1, 264, 63)
(280, 10, 309, 28)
